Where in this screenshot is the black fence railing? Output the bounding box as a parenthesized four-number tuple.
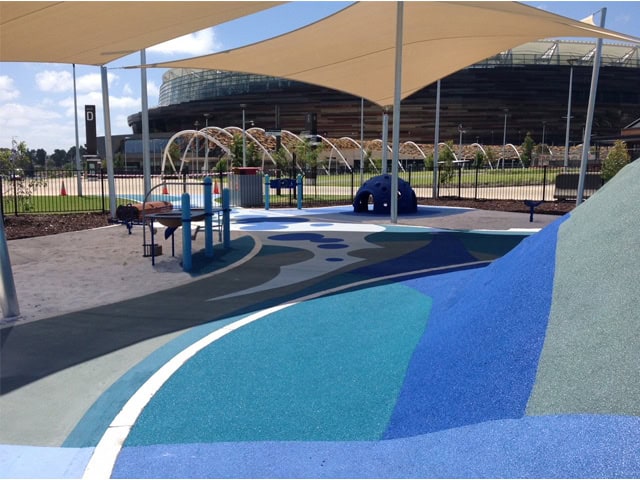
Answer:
(1, 165, 604, 217)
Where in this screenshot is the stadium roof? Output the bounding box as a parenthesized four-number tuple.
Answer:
(145, 2, 640, 107)
(0, 2, 282, 65)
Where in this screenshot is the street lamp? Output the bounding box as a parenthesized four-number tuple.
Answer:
(501, 108, 509, 168)
(240, 104, 247, 167)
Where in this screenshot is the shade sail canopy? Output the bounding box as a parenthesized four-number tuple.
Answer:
(147, 1, 640, 107)
(0, 1, 282, 65)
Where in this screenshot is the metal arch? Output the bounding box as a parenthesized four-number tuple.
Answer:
(366, 139, 405, 172)
(402, 140, 427, 159)
(338, 136, 378, 172)
(224, 126, 277, 166)
(160, 129, 231, 176)
(505, 143, 525, 168)
(315, 134, 352, 173)
(263, 128, 295, 162)
(470, 142, 493, 169)
(438, 141, 459, 162)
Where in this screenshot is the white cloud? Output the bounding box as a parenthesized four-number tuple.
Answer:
(149, 28, 223, 56)
(0, 75, 20, 101)
(35, 70, 73, 93)
(146, 80, 160, 101)
(77, 72, 108, 92)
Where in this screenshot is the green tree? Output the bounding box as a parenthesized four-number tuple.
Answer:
(521, 132, 534, 167)
(601, 139, 630, 182)
(295, 137, 320, 178)
(229, 134, 258, 167)
(50, 149, 67, 167)
(472, 150, 486, 168)
(438, 140, 456, 184)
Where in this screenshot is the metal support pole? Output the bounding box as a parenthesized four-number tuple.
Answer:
(577, 9, 606, 205)
(241, 104, 247, 167)
(433, 79, 441, 198)
(101, 66, 117, 219)
(390, 1, 403, 224)
(0, 214, 19, 319)
(381, 108, 389, 173)
(360, 97, 364, 184)
(141, 49, 151, 194)
(73, 64, 83, 196)
(564, 63, 574, 169)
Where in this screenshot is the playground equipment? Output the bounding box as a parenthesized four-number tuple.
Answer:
(141, 177, 230, 272)
(353, 174, 417, 214)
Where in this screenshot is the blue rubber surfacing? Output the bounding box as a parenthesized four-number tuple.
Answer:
(124, 284, 431, 445)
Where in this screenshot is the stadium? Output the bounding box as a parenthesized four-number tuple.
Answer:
(122, 39, 640, 172)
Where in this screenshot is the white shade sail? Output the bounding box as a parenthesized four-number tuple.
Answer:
(0, 1, 283, 65)
(145, 1, 640, 107)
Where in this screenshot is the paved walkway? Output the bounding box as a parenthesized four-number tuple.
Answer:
(1, 205, 582, 478)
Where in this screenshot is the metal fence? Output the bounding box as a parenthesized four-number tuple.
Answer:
(1, 165, 603, 216)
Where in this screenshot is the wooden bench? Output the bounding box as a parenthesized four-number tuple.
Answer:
(554, 173, 602, 200)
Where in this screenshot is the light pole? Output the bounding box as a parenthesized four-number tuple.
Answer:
(501, 108, 508, 168)
(124, 136, 130, 172)
(563, 59, 576, 169)
(240, 104, 247, 167)
(203, 113, 210, 172)
(458, 124, 465, 163)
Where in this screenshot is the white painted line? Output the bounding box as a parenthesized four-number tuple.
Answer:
(82, 303, 295, 479)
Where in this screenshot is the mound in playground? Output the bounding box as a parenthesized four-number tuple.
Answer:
(108, 160, 640, 478)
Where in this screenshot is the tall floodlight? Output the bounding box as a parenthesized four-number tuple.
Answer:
(577, 9, 606, 205)
(564, 59, 576, 169)
(241, 104, 247, 167)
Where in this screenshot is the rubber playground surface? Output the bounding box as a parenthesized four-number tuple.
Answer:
(2, 169, 640, 479)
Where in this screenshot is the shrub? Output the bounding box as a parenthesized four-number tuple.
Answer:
(601, 140, 630, 182)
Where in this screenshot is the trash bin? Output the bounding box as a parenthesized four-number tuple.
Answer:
(230, 167, 263, 207)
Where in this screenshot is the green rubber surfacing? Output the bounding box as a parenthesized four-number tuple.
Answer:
(125, 283, 431, 444)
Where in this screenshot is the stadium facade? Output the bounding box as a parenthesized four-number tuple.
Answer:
(127, 40, 639, 151)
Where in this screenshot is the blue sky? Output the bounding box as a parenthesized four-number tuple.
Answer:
(0, 1, 638, 154)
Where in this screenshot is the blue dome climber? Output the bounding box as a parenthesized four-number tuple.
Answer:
(353, 174, 417, 214)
